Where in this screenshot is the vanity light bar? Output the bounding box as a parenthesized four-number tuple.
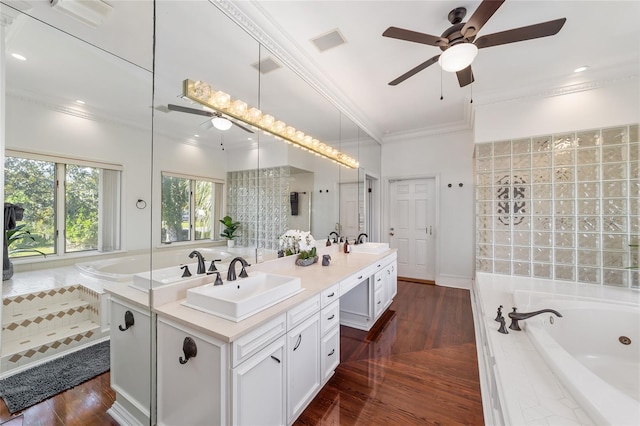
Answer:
(183, 79, 359, 169)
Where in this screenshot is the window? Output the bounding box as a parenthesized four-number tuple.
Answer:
(4, 151, 122, 258)
(161, 173, 223, 243)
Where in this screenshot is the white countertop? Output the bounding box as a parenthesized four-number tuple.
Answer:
(149, 245, 396, 342)
(473, 272, 640, 426)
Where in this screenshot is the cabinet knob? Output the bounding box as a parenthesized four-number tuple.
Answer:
(179, 337, 198, 364)
(118, 310, 135, 331)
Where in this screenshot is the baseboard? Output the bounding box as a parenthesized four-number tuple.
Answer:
(397, 276, 435, 285)
(107, 401, 146, 426)
(436, 274, 472, 289)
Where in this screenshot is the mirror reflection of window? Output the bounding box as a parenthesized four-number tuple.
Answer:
(4, 152, 122, 257)
(161, 173, 224, 243)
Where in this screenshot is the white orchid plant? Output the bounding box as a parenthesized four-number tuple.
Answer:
(278, 229, 316, 259)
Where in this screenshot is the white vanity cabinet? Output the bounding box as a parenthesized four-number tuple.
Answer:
(157, 317, 227, 426)
(287, 312, 321, 423)
(232, 336, 286, 426)
(108, 297, 152, 426)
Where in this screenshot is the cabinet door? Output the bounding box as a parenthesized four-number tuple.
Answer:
(321, 327, 340, 383)
(110, 298, 151, 420)
(157, 319, 227, 426)
(287, 313, 320, 423)
(233, 336, 286, 426)
(388, 262, 398, 300)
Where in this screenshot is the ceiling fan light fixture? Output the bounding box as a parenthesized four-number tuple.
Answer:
(211, 116, 233, 131)
(438, 43, 478, 72)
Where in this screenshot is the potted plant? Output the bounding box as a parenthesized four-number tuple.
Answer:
(219, 215, 240, 248)
(3, 224, 47, 280)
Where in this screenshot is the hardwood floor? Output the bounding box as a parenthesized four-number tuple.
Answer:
(0, 372, 116, 426)
(0, 280, 483, 425)
(294, 280, 484, 426)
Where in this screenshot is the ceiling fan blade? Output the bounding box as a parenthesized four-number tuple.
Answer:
(461, 0, 505, 38)
(389, 55, 440, 86)
(475, 18, 567, 49)
(231, 120, 255, 134)
(167, 104, 214, 117)
(456, 66, 475, 87)
(382, 27, 447, 47)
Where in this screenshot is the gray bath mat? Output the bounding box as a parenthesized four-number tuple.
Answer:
(0, 341, 109, 414)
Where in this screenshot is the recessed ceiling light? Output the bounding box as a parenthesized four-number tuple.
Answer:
(574, 66, 588, 73)
(75, 99, 85, 104)
(11, 53, 27, 61)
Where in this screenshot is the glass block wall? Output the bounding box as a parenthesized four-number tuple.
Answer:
(226, 166, 291, 250)
(475, 124, 639, 287)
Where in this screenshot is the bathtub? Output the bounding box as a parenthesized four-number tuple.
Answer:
(514, 290, 640, 425)
(76, 247, 235, 282)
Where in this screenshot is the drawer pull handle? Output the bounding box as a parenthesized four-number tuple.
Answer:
(118, 310, 135, 331)
(328, 314, 335, 320)
(377, 300, 382, 305)
(270, 355, 281, 363)
(377, 278, 381, 281)
(357, 275, 363, 280)
(377, 264, 381, 268)
(328, 349, 335, 357)
(327, 292, 335, 298)
(293, 334, 302, 351)
(179, 337, 197, 365)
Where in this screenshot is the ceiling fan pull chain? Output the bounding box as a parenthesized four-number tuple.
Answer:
(440, 66, 444, 101)
(470, 82, 473, 104)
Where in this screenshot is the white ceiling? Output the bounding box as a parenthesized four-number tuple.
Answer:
(3, 0, 639, 146)
(239, 0, 640, 140)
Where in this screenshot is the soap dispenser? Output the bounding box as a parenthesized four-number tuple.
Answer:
(344, 238, 350, 253)
(326, 237, 332, 247)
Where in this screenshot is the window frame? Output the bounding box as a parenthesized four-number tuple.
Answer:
(5, 149, 122, 260)
(160, 171, 225, 245)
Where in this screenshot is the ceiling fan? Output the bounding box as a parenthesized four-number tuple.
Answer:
(383, 0, 566, 87)
(167, 104, 254, 133)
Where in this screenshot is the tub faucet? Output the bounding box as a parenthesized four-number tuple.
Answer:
(356, 233, 368, 244)
(227, 257, 250, 281)
(329, 231, 340, 243)
(508, 307, 562, 331)
(189, 250, 206, 274)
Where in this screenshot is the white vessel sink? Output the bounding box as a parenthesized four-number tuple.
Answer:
(349, 242, 390, 254)
(131, 263, 227, 292)
(183, 272, 303, 322)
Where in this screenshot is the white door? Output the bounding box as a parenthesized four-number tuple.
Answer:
(339, 183, 360, 240)
(389, 178, 436, 280)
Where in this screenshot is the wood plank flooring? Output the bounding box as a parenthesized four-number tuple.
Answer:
(0, 279, 483, 425)
(294, 280, 484, 425)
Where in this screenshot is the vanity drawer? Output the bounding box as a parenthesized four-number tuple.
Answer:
(287, 294, 321, 330)
(320, 283, 340, 308)
(231, 313, 286, 368)
(320, 301, 340, 336)
(373, 271, 384, 290)
(321, 327, 340, 383)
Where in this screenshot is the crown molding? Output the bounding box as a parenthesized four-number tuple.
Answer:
(382, 99, 475, 144)
(212, 0, 383, 144)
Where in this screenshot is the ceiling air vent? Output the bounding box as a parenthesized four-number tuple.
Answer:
(251, 57, 282, 74)
(50, 0, 113, 28)
(311, 29, 346, 52)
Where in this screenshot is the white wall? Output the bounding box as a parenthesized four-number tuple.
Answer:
(6, 96, 153, 252)
(474, 78, 639, 143)
(382, 129, 476, 288)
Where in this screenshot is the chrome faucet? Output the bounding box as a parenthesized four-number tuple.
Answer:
(356, 233, 368, 244)
(227, 257, 250, 281)
(329, 231, 340, 243)
(508, 307, 562, 331)
(189, 250, 206, 274)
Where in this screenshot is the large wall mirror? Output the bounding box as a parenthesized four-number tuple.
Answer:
(1, 0, 379, 421)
